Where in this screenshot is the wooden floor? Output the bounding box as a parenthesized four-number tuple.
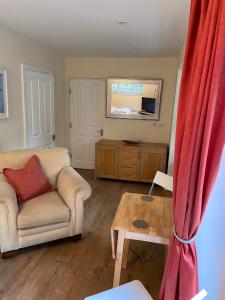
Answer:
(0, 170, 170, 300)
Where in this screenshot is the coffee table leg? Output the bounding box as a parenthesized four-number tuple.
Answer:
(111, 228, 116, 259)
(113, 230, 125, 287)
(122, 239, 129, 269)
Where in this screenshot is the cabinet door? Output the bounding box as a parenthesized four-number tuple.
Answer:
(96, 144, 117, 178)
(140, 150, 166, 182)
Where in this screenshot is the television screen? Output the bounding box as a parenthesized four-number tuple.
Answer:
(142, 97, 156, 113)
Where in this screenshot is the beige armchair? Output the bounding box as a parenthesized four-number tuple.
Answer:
(0, 148, 92, 257)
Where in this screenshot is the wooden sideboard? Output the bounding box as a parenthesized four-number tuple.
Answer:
(95, 139, 168, 182)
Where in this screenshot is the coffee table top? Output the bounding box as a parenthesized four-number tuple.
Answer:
(112, 193, 173, 244)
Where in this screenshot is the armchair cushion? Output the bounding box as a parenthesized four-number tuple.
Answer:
(17, 191, 70, 229)
(3, 155, 54, 204)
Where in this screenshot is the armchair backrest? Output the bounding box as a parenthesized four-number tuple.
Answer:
(0, 148, 70, 186)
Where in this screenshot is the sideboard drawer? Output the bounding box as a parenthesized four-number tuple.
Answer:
(119, 156, 139, 167)
(118, 166, 139, 181)
(119, 148, 139, 167)
(119, 148, 139, 158)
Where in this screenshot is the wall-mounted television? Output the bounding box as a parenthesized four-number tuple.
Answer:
(106, 78, 162, 120)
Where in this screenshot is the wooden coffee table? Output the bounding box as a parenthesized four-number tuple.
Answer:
(111, 192, 172, 287)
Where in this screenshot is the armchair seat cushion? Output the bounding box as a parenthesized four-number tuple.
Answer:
(17, 191, 70, 229)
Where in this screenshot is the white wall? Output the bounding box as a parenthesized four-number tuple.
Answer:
(0, 25, 66, 151)
(167, 69, 182, 175)
(196, 149, 225, 300)
(0, 27, 178, 150)
(65, 57, 178, 145)
(168, 45, 185, 174)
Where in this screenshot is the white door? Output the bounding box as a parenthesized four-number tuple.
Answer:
(23, 68, 55, 148)
(69, 79, 105, 169)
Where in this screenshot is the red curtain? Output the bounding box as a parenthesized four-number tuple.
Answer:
(159, 0, 225, 299)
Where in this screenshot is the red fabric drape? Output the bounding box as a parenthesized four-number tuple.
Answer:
(159, 0, 225, 299)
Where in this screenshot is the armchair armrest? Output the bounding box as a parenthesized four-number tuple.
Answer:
(0, 180, 19, 252)
(57, 166, 92, 235)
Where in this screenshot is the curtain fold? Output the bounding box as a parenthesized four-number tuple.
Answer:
(159, 0, 225, 299)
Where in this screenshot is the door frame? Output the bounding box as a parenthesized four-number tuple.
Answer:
(21, 63, 55, 148)
(68, 77, 106, 167)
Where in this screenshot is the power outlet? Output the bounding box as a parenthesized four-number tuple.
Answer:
(153, 122, 165, 127)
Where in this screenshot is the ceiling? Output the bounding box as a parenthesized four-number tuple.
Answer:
(0, 0, 190, 57)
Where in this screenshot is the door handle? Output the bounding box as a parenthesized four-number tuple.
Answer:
(97, 129, 103, 136)
(52, 134, 56, 141)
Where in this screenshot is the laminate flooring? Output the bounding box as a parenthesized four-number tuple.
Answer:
(0, 170, 171, 300)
